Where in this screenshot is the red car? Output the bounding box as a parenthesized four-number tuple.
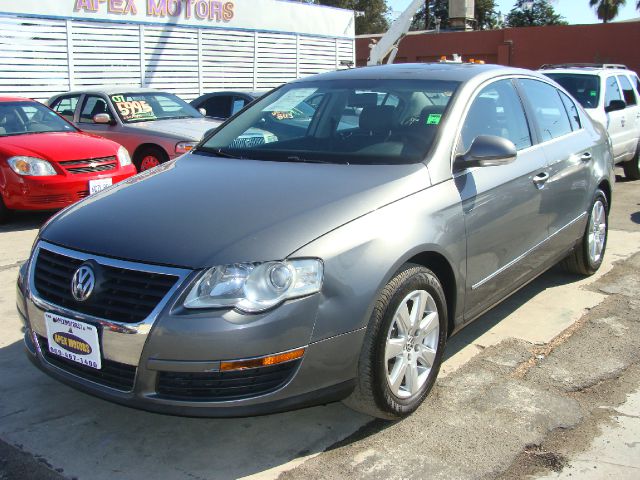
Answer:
(0, 97, 137, 222)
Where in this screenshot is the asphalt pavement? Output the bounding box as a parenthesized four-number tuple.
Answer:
(0, 170, 638, 480)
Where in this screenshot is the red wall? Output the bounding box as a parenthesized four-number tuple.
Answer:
(356, 22, 640, 74)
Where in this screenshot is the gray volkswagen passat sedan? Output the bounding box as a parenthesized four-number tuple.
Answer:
(18, 64, 614, 419)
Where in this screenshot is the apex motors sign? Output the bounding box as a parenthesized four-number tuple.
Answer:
(0, 0, 355, 37)
(74, 0, 235, 23)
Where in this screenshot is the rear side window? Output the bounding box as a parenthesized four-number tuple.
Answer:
(617, 75, 637, 106)
(51, 95, 80, 122)
(519, 79, 572, 142)
(604, 76, 623, 106)
(559, 91, 581, 131)
(460, 79, 532, 152)
(203, 95, 232, 118)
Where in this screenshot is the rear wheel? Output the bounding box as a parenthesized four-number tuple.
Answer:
(562, 189, 608, 275)
(134, 146, 169, 172)
(622, 141, 640, 180)
(343, 264, 447, 420)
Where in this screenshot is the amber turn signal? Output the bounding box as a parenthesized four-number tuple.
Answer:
(220, 348, 305, 371)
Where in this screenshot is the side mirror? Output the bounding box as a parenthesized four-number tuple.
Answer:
(454, 135, 517, 171)
(605, 99, 626, 113)
(198, 108, 207, 116)
(93, 113, 114, 125)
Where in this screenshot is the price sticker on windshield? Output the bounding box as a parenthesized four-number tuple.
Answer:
(111, 97, 156, 121)
(426, 114, 442, 125)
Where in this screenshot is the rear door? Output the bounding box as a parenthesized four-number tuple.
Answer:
(517, 79, 593, 253)
(458, 78, 550, 321)
(618, 74, 640, 153)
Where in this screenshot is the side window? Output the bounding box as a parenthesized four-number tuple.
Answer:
(519, 79, 572, 142)
(460, 79, 532, 152)
(231, 97, 248, 116)
(604, 76, 623, 107)
(79, 96, 109, 123)
(203, 96, 232, 118)
(51, 95, 80, 122)
(617, 75, 637, 106)
(559, 91, 581, 131)
(635, 75, 640, 95)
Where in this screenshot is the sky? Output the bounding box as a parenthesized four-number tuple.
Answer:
(388, 0, 640, 24)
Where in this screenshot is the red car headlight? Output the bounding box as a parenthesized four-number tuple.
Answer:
(7, 156, 56, 176)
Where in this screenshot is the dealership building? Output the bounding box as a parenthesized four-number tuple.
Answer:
(0, 0, 355, 101)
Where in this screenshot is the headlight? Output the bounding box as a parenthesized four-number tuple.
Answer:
(7, 156, 56, 176)
(117, 146, 132, 166)
(184, 259, 323, 313)
(176, 141, 197, 154)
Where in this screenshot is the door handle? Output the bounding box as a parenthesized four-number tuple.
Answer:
(580, 152, 593, 162)
(533, 172, 550, 189)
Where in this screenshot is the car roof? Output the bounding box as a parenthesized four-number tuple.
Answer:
(292, 63, 546, 84)
(50, 86, 170, 98)
(0, 96, 36, 102)
(541, 68, 635, 77)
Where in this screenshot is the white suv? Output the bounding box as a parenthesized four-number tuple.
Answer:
(541, 63, 640, 179)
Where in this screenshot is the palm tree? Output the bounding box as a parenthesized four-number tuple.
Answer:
(589, 0, 626, 23)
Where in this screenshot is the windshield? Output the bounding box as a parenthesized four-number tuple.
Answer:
(0, 101, 77, 137)
(110, 92, 202, 123)
(199, 79, 460, 165)
(545, 73, 600, 109)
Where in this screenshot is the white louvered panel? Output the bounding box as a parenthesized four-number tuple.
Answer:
(337, 39, 355, 69)
(71, 21, 140, 90)
(0, 16, 69, 100)
(256, 32, 297, 89)
(298, 36, 339, 77)
(143, 26, 199, 100)
(201, 29, 255, 92)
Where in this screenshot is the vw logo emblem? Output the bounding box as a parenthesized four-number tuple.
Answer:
(71, 265, 96, 302)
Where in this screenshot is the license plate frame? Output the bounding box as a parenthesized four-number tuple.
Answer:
(44, 312, 102, 370)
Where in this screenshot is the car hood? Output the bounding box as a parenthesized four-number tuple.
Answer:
(0, 132, 118, 161)
(124, 117, 222, 141)
(40, 154, 430, 269)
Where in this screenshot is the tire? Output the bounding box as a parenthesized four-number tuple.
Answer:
(134, 146, 169, 172)
(343, 264, 447, 420)
(622, 141, 640, 180)
(0, 195, 9, 224)
(562, 189, 608, 275)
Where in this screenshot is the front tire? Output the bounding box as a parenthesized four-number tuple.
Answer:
(343, 264, 447, 420)
(623, 141, 640, 180)
(134, 146, 169, 172)
(562, 189, 608, 275)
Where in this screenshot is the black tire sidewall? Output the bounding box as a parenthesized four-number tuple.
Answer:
(134, 146, 168, 171)
(372, 267, 447, 416)
(583, 190, 609, 273)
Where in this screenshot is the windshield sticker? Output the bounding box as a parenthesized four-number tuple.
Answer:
(590, 90, 597, 97)
(426, 113, 442, 125)
(271, 111, 294, 121)
(111, 97, 156, 121)
(264, 89, 318, 112)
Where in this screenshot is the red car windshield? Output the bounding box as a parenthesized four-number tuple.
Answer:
(0, 101, 77, 137)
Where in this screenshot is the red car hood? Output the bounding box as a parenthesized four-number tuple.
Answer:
(0, 132, 120, 162)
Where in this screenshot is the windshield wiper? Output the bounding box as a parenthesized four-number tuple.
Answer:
(285, 156, 340, 165)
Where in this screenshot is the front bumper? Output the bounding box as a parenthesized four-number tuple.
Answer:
(3, 166, 136, 210)
(18, 242, 362, 416)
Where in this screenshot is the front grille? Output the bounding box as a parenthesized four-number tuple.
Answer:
(34, 247, 178, 323)
(59, 156, 117, 175)
(37, 335, 136, 391)
(157, 360, 301, 401)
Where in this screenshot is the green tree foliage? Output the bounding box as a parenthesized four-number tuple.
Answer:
(589, 0, 626, 23)
(408, 1, 500, 31)
(506, 0, 568, 27)
(311, 0, 390, 34)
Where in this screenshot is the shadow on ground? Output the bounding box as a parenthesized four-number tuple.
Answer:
(0, 211, 52, 234)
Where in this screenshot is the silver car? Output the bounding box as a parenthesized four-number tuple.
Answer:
(19, 64, 614, 419)
(48, 88, 222, 171)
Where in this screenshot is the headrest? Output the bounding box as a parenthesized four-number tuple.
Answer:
(359, 105, 395, 133)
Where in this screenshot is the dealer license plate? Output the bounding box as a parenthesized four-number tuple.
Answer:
(45, 312, 101, 369)
(89, 178, 112, 195)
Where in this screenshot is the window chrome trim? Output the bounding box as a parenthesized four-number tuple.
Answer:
(472, 212, 587, 290)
